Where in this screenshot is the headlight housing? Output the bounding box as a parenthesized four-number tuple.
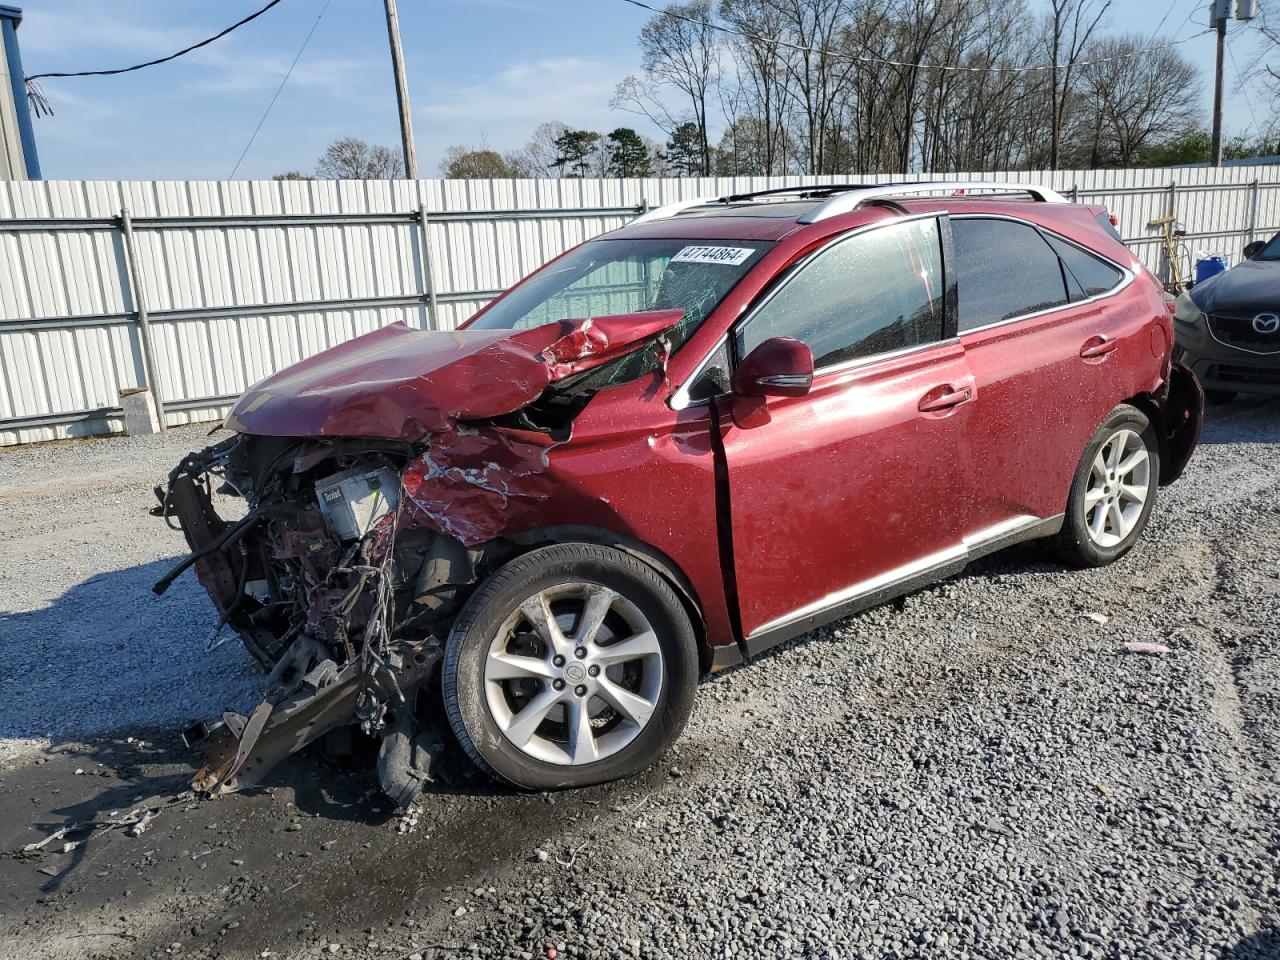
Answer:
(1172, 289, 1206, 328)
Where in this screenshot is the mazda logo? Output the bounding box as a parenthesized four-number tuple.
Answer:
(1254, 313, 1280, 335)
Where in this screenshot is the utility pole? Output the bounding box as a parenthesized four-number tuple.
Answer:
(383, 0, 418, 179)
(1210, 2, 1228, 167)
(1210, 0, 1258, 167)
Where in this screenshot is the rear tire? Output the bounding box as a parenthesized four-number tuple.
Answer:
(442, 543, 698, 790)
(1050, 404, 1160, 568)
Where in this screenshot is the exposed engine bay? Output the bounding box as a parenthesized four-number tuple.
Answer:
(156, 435, 488, 806)
(153, 312, 684, 806)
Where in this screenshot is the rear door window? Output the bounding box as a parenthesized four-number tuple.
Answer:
(736, 217, 945, 369)
(1045, 235, 1124, 300)
(952, 218, 1069, 332)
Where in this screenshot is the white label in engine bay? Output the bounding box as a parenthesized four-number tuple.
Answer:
(669, 245, 755, 266)
(315, 467, 399, 541)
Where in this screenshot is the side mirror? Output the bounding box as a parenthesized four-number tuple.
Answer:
(1244, 240, 1265, 259)
(731, 337, 814, 398)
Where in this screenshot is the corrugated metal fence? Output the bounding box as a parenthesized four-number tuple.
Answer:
(1, 166, 1278, 446)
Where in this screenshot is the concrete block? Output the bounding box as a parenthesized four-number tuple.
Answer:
(119, 387, 163, 435)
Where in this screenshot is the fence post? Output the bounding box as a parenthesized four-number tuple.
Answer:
(417, 202, 439, 331)
(118, 207, 167, 428)
(1247, 179, 1260, 246)
(1070, 184, 1078, 203)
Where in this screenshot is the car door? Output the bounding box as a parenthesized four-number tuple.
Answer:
(950, 216, 1133, 533)
(716, 215, 977, 652)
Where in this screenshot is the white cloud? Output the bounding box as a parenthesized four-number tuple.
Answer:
(415, 56, 652, 160)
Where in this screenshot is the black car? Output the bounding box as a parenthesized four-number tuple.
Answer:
(1173, 232, 1280, 403)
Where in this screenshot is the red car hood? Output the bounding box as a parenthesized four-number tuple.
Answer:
(223, 311, 682, 440)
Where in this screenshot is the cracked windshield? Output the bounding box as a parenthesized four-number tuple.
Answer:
(469, 237, 773, 354)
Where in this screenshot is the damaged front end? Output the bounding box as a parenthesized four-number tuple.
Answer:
(153, 313, 680, 805)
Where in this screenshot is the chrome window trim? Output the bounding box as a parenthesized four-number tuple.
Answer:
(808, 334, 960, 378)
(947, 213, 1135, 337)
(669, 211, 1135, 409)
(670, 212, 945, 411)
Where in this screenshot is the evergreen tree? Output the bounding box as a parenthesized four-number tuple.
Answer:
(663, 122, 702, 176)
(606, 127, 653, 177)
(552, 130, 602, 177)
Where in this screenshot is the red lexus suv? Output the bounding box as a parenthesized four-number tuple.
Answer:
(157, 182, 1203, 801)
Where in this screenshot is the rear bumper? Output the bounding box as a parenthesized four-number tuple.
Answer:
(1174, 321, 1280, 395)
(1156, 361, 1203, 486)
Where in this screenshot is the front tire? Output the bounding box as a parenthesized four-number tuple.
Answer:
(1050, 404, 1160, 568)
(442, 543, 698, 790)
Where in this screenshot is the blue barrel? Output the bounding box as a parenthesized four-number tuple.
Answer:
(1195, 256, 1229, 284)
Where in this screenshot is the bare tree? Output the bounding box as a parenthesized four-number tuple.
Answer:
(719, 0, 793, 174)
(769, 0, 862, 174)
(1043, 0, 1112, 170)
(315, 137, 404, 179)
(515, 121, 572, 177)
(1075, 35, 1201, 166)
(631, 0, 721, 175)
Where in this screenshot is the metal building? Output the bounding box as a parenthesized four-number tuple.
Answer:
(0, 5, 39, 180)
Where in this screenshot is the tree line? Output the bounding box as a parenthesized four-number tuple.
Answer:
(610, 0, 1212, 175)
(278, 0, 1280, 181)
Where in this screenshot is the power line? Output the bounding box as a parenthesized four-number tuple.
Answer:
(1150, 0, 1189, 39)
(25, 0, 287, 81)
(228, 0, 332, 178)
(1224, 32, 1261, 134)
(617, 0, 1212, 74)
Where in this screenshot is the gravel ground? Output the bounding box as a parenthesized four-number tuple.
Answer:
(1, 398, 1278, 960)
(0, 429, 260, 764)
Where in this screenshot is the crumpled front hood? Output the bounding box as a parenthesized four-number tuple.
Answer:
(1191, 259, 1280, 316)
(224, 311, 683, 440)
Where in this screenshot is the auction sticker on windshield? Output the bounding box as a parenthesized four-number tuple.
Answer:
(670, 245, 756, 266)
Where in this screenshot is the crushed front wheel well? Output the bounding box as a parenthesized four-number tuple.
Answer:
(490, 526, 714, 673)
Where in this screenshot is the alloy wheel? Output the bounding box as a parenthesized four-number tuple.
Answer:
(483, 582, 664, 766)
(1083, 427, 1151, 548)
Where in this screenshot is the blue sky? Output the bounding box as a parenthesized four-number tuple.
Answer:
(12, 0, 1267, 180)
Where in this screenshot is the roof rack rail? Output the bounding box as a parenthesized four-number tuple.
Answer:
(631, 196, 722, 225)
(798, 181, 1069, 223)
(721, 183, 880, 203)
(630, 180, 1070, 226)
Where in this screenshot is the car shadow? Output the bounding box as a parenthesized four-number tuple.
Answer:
(1196, 394, 1280, 444)
(1222, 930, 1280, 960)
(0, 556, 262, 749)
(0, 557, 585, 901)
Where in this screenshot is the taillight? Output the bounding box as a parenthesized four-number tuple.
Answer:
(1109, 213, 1120, 229)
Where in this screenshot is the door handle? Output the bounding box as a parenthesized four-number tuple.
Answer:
(1079, 336, 1118, 359)
(918, 385, 972, 413)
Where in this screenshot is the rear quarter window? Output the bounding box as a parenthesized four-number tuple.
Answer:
(1045, 235, 1124, 300)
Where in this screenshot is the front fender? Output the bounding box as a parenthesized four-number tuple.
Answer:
(1157, 360, 1204, 485)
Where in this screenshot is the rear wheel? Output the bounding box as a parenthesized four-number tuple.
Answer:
(1050, 405, 1160, 567)
(442, 543, 698, 790)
